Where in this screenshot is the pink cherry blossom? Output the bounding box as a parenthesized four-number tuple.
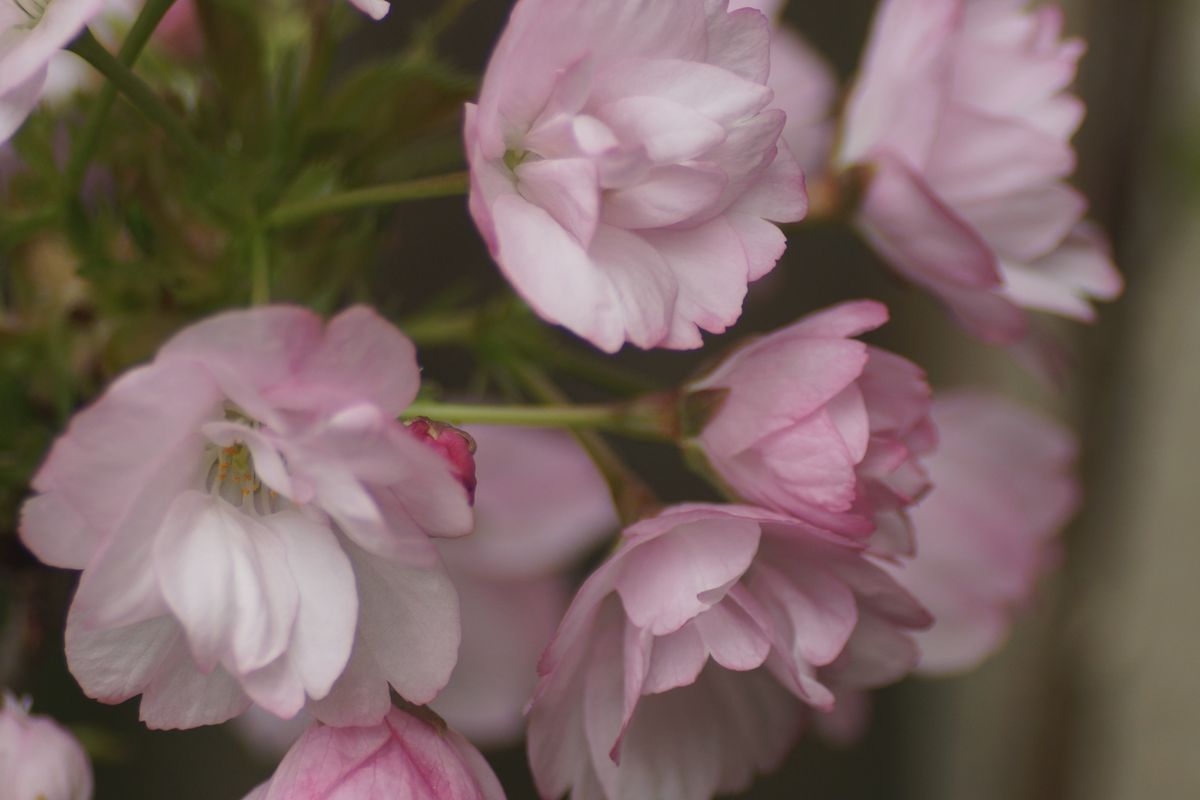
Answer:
(1, 0, 105, 143)
(889, 391, 1079, 673)
(431, 426, 616, 747)
(837, 0, 1121, 344)
(689, 301, 935, 551)
(19, 306, 472, 730)
(466, 0, 808, 353)
(0, 693, 93, 800)
(526, 504, 930, 800)
(243, 706, 505, 800)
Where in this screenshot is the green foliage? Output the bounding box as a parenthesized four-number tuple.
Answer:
(0, 0, 486, 542)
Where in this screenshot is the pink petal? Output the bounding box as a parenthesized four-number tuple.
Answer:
(0, 66, 44, 145)
(283, 305, 421, 417)
(614, 513, 761, 635)
(153, 492, 299, 675)
(345, 541, 461, 704)
(346, 0, 389, 20)
(491, 192, 622, 352)
(516, 157, 601, 246)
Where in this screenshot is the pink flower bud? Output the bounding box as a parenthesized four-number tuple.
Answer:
(244, 706, 504, 800)
(688, 301, 934, 552)
(406, 418, 478, 503)
(0, 693, 93, 800)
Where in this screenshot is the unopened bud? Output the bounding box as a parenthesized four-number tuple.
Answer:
(406, 418, 478, 503)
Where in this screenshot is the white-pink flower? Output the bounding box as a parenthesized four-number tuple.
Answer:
(527, 504, 929, 800)
(689, 301, 935, 551)
(836, 0, 1121, 344)
(889, 391, 1079, 673)
(243, 707, 505, 800)
(431, 425, 616, 747)
(0, 693, 93, 800)
(19, 306, 473, 730)
(466, 0, 808, 353)
(1, 0, 105, 143)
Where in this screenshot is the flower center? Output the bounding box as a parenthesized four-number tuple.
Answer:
(204, 441, 279, 515)
(503, 148, 529, 174)
(11, 0, 49, 26)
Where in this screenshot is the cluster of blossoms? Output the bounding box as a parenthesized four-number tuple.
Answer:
(2, 0, 1110, 797)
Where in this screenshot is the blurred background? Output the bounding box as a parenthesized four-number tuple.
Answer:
(2, 0, 1197, 797)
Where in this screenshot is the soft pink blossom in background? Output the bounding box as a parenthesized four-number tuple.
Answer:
(0, 0, 104, 143)
(466, 0, 807, 353)
(0, 692, 93, 800)
(243, 707, 505, 800)
(690, 301, 934, 551)
(431, 426, 616, 747)
(19, 306, 472, 730)
(833, 0, 1120, 344)
(890, 391, 1080, 673)
(729, 0, 838, 174)
(527, 504, 930, 800)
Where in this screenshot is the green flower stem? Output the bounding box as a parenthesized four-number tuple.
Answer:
(399, 311, 480, 346)
(402, 306, 656, 396)
(64, 0, 179, 198)
(402, 399, 668, 439)
(68, 29, 210, 169)
(264, 171, 470, 228)
(504, 360, 662, 527)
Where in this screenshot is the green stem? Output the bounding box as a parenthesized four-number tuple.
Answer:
(400, 311, 479, 346)
(250, 232, 271, 305)
(402, 399, 667, 438)
(405, 0, 477, 60)
(64, 0, 179, 197)
(68, 29, 210, 169)
(402, 305, 656, 395)
(505, 360, 661, 526)
(265, 171, 470, 228)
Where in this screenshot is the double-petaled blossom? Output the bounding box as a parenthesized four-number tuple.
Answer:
(1, 0, 104, 144)
(832, 0, 1121, 344)
(243, 707, 505, 800)
(431, 425, 617, 747)
(466, 0, 808, 353)
(688, 301, 935, 552)
(0, 693, 93, 800)
(889, 391, 1079, 673)
(527, 504, 930, 800)
(19, 306, 473, 730)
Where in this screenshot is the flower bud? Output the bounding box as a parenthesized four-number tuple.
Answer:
(406, 418, 478, 503)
